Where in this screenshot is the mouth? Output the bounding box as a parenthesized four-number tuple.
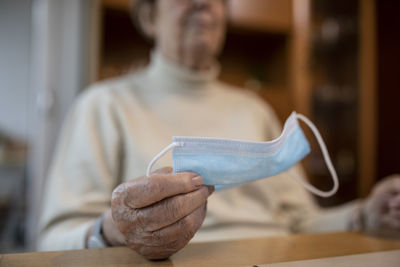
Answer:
(187, 12, 215, 29)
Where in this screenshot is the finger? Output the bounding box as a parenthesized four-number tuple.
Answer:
(138, 186, 213, 231)
(151, 166, 173, 174)
(129, 205, 206, 261)
(123, 172, 204, 209)
(143, 203, 206, 247)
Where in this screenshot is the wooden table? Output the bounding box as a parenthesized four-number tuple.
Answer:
(1, 232, 400, 267)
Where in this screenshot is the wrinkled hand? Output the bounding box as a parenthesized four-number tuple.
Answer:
(111, 167, 213, 260)
(362, 174, 400, 236)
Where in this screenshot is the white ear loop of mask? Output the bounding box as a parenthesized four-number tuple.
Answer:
(146, 114, 339, 198)
(146, 142, 183, 177)
(290, 113, 339, 197)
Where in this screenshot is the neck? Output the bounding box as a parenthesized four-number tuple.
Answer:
(180, 51, 214, 71)
(160, 47, 215, 71)
(146, 50, 220, 89)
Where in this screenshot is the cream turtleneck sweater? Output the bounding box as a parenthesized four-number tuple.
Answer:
(38, 52, 356, 251)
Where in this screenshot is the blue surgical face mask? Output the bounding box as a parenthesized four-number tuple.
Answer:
(146, 112, 339, 198)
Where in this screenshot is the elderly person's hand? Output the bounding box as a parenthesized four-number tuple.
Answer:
(352, 175, 400, 236)
(110, 167, 213, 260)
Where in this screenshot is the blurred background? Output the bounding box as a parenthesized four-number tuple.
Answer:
(0, 0, 399, 253)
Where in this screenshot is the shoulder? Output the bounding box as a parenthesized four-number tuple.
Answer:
(75, 73, 142, 112)
(214, 81, 279, 122)
(214, 81, 283, 138)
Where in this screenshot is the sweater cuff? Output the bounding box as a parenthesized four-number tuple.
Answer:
(348, 201, 365, 232)
(38, 219, 95, 251)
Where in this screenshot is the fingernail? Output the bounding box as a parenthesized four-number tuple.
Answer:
(192, 175, 203, 187)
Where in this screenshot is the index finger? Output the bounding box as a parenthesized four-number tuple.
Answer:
(113, 172, 204, 209)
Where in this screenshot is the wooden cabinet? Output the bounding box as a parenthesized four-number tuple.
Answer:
(302, 0, 378, 205)
(229, 0, 293, 33)
(102, 0, 130, 10)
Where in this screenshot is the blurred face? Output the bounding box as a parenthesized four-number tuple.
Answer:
(153, 0, 227, 70)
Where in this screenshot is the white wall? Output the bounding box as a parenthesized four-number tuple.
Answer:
(27, 0, 100, 249)
(0, 0, 100, 249)
(0, 0, 31, 141)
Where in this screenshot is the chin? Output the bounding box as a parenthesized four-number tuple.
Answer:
(187, 38, 219, 58)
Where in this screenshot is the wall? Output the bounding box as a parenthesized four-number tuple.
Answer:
(26, 0, 100, 249)
(0, 0, 31, 141)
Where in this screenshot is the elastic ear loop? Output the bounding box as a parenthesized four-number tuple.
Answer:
(289, 113, 339, 198)
(146, 142, 183, 177)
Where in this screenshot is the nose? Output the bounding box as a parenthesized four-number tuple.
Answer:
(188, 0, 225, 12)
(192, 0, 212, 8)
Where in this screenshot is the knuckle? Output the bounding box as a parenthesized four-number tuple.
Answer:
(146, 177, 160, 192)
(176, 172, 191, 179)
(150, 229, 164, 243)
(115, 209, 143, 234)
(163, 198, 183, 220)
(126, 179, 160, 209)
(182, 226, 196, 244)
(111, 183, 128, 204)
(177, 172, 195, 187)
(142, 203, 173, 232)
(133, 209, 147, 227)
(180, 215, 196, 231)
(114, 181, 144, 209)
(136, 231, 153, 245)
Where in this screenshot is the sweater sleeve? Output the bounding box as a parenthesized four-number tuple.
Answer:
(38, 87, 122, 251)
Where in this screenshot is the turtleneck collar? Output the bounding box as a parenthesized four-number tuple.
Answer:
(145, 50, 220, 92)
